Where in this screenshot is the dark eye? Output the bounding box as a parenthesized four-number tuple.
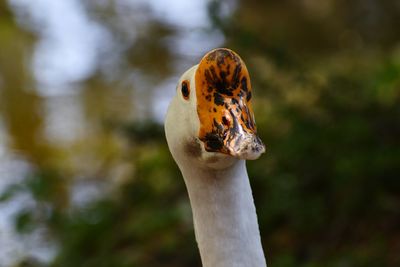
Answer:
(181, 80, 190, 100)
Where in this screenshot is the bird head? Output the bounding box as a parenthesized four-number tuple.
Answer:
(165, 48, 265, 169)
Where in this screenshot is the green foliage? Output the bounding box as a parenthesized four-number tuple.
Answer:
(51, 137, 200, 267)
(251, 64, 400, 266)
(210, 1, 400, 266)
(15, 210, 35, 233)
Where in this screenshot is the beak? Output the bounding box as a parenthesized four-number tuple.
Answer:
(195, 48, 265, 160)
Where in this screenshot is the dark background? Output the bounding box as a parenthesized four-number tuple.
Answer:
(0, 0, 399, 266)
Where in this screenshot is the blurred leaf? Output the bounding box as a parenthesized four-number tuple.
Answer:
(15, 210, 35, 234)
(0, 184, 24, 202)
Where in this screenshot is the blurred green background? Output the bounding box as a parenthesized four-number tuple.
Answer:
(0, 0, 399, 266)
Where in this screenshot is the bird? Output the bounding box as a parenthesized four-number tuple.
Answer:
(165, 48, 267, 267)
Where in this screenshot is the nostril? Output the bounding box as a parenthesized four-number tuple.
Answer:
(222, 116, 230, 127)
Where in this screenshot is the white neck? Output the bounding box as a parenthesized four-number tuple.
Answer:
(180, 160, 267, 267)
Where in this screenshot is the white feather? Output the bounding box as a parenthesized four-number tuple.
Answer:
(165, 65, 267, 267)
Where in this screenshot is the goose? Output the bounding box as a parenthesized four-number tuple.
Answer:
(165, 48, 267, 267)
